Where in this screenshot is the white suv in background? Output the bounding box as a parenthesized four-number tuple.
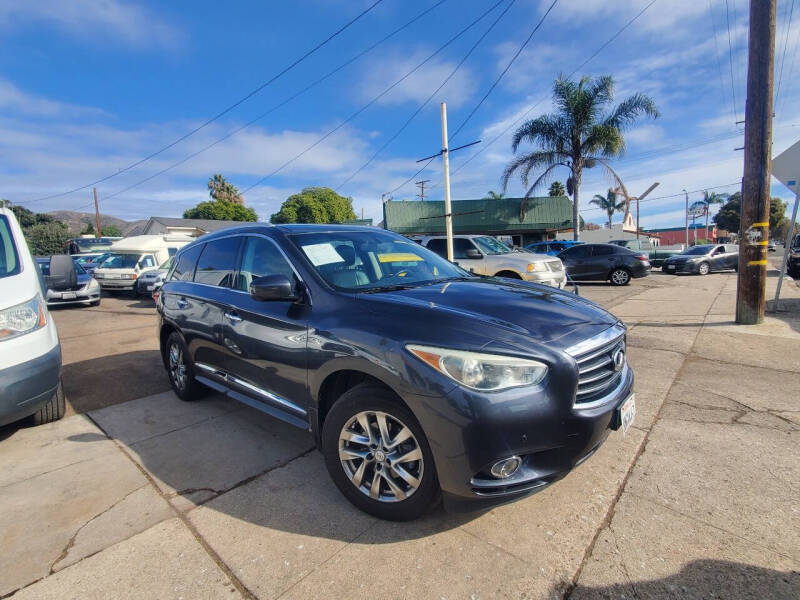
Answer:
(0, 206, 64, 427)
(422, 234, 567, 288)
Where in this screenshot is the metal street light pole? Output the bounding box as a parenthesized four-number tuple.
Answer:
(683, 189, 689, 247)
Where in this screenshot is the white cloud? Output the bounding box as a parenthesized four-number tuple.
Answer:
(0, 78, 106, 118)
(0, 0, 183, 49)
(537, 0, 708, 34)
(359, 49, 476, 108)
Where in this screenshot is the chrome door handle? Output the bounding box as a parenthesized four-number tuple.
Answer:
(176, 298, 188, 309)
(224, 311, 242, 322)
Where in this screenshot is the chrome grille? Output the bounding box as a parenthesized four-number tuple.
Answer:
(566, 324, 626, 405)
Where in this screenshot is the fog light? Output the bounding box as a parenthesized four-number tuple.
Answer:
(490, 456, 522, 479)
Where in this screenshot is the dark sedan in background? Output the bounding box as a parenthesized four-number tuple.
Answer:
(557, 243, 650, 286)
(662, 244, 739, 275)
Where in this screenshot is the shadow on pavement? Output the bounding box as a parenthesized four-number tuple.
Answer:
(566, 559, 799, 599)
(62, 349, 170, 415)
(767, 297, 800, 334)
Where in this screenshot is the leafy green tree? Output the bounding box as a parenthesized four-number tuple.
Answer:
(24, 221, 71, 256)
(184, 200, 258, 221)
(9, 204, 54, 228)
(208, 174, 244, 204)
(712, 192, 786, 235)
(270, 187, 357, 224)
(80, 222, 95, 235)
(101, 224, 122, 237)
(502, 74, 659, 239)
(485, 190, 505, 200)
(590, 189, 626, 229)
(548, 181, 566, 197)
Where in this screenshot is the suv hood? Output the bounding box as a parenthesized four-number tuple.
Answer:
(360, 278, 617, 348)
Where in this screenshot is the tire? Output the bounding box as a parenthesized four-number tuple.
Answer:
(609, 268, 631, 286)
(321, 383, 439, 521)
(31, 380, 66, 426)
(164, 332, 203, 401)
(697, 261, 710, 276)
(89, 299, 101, 307)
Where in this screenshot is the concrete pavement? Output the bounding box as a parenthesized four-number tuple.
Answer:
(1, 270, 797, 599)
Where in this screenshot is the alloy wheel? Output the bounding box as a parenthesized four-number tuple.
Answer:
(338, 410, 424, 502)
(698, 262, 710, 275)
(168, 342, 187, 391)
(611, 269, 630, 285)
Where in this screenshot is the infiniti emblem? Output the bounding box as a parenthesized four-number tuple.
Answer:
(612, 346, 626, 372)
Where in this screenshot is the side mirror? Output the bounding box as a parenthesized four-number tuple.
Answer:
(465, 248, 482, 259)
(250, 274, 298, 301)
(45, 255, 77, 291)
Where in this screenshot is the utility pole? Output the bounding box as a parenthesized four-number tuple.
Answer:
(415, 179, 431, 201)
(93, 187, 102, 239)
(683, 189, 689, 247)
(736, 0, 776, 325)
(440, 103, 454, 262)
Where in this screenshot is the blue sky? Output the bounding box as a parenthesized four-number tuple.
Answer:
(1, 0, 799, 228)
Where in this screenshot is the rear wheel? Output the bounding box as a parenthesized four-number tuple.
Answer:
(697, 261, 710, 275)
(609, 268, 631, 286)
(31, 380, 65, 426)
(164, 332, 203, 401)
(322, 383, 439, 521)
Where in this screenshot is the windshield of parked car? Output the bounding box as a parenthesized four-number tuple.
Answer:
(473, 236, 511, 255)
(0, 215, 21, 279)
(99, 253, 141, 269)
(681, 245, 714, 256)
(291, 230, 471, 292)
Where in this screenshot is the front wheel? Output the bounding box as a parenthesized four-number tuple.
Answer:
(609, 268, 631, 286)
(31, 380, 66, 426)
(321, 384, 439, 521)
(697, 261, 710, 275)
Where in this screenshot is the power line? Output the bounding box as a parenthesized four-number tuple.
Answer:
(24, 0, 386, 204)
(709, 0, 734, 123)
(241, 0, 507, 195)
(775, 0, 796, 111)
(579, 180, 741, 213)
(334, 0, 517, 192)
(101, 0, 450, 201)
(416, 0, 658, 197)
(449, 0, 559, 143)
(724, 0, 739, 123)
(781, 13, 800, 115)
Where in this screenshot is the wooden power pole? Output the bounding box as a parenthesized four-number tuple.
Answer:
(736, 0, 776, 324)
(93, 187, 102, 238)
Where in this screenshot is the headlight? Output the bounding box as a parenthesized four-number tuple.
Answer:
(0, 295, 47, 341)
(407, 345, 548, 391)
(121, 274, 136, 280)
(87, 278, 100, 290)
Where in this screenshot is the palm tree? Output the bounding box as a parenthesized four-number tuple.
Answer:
(590, 189, 627, 229)
(502, 75, 659, 240)
(548, 181, 566, 196)
(701, 190, 728, 241)
(485, 190, 505, 200)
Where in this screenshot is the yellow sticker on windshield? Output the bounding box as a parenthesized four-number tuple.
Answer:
(377, 253, 423, 263)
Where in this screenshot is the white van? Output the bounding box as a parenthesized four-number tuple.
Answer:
(93, 234, 192, 293)
(0, 206, 64, 426)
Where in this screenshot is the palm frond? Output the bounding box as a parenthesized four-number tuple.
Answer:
(603, 93, 660, 131)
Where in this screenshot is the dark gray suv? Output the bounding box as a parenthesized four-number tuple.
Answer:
(158, 224, 635, 520)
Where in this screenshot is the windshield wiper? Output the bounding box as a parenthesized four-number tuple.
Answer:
(359, 284, 420, 294)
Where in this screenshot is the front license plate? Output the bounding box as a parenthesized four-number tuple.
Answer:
(619, 394, 636, 434)
(61, 292, 77, 299)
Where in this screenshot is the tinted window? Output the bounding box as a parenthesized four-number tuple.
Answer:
(561, 245, 591, 259)
(0, 216, 21, 279)
(195, 237, 240, 287)
(425, 239, 446, 257)
(235, 237, 296, 292)
(453, 238, 477, 259)
(592, 245, 615, 256)
(170, 244, 203, 282)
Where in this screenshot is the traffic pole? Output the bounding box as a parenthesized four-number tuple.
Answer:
(736, 0, 776, 324)
(683, 189, 689, 247)
(440, 102, 454, 262)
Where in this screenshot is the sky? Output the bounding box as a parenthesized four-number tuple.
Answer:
(1, 0, 800, 229)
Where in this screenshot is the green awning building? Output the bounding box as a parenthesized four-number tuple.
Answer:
(383, 197, 574, 246)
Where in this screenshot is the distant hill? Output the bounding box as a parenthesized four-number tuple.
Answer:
(47, 210, 147, 236)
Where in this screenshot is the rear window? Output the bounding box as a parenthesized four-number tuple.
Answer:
(0, 216, 21, 279)
(170, 244, 203, 282)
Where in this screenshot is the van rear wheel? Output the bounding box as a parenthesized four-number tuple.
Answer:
(165, 332, 203, 401)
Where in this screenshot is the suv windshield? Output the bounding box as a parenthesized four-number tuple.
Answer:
(473, 236, 511, 255)
(99, 253, 141, 269)
(0, 215, 21, 279)
(292, 230, 470, 291)
(682, 245, 714, 256)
